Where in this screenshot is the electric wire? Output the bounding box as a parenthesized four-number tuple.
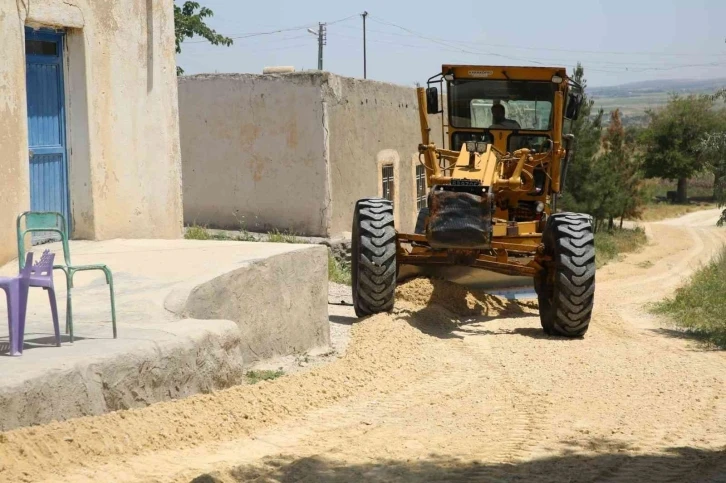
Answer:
(183, 14, 358, 44)
(365, 16, 724, 73)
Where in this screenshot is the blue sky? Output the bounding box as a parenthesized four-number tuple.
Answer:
(176, 0, 726, 88)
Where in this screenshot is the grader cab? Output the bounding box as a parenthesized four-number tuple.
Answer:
(351, 65, 595, 337)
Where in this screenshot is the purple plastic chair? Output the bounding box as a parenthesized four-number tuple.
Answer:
(26, 250, 61, 349)
(0, 252, 33, 356)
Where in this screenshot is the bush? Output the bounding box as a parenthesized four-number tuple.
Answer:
(328, 251, 351, 285)
(185, 225, 211, 240)
(594, 227, 647, 268)
(266, 229, 299, 244)
(245, 370, 284, 384)
(653, 247, 726, 348)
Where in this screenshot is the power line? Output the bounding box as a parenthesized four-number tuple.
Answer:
(183, 14, 358, 44)
(330, 32, 723, 76)
(327, 14, 359, 26)
(366, 16, 549, 65)
(331, 31, 723, 70)
(361, 16, 725, 74)
(364, 16, 726, 59)
(244, 43, 312, 53)
(224, 34, 312, 45)
(183, 24, 314, 44)
(362, 11, 368, 79)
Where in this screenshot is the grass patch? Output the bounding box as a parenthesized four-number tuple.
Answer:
(235, 229, 257, 242)
(638, 202, 716, 222)
(328, 250, 352, 285)
(595, 227, 647, 268)
(652, 248, 726, 348)
(266, 229, 299, 244)
(245, 369, 284, 384)
(185, 225, 211, 240)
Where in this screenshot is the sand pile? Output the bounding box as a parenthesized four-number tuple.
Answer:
(0, 278, 534, 482)
(396, 277, 535, 318)
(0, 306, 445, 482)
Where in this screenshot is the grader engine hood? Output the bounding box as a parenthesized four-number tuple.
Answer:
(448, 142, 500, 187)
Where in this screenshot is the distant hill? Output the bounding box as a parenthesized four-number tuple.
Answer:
(590, 78, 726, 98)
(588, 78, 726, 126)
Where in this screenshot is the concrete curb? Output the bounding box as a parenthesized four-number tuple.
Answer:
(0, 320, 243, 431)
(166, 246, 331, 363)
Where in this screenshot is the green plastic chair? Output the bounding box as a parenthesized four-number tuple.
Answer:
(17, 212, 117, 342)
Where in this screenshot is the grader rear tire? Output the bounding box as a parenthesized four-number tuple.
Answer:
(351, 198, 397, 317)
(537, 212, 595, 337)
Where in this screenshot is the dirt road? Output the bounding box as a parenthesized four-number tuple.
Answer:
(2, 210, 726, 483)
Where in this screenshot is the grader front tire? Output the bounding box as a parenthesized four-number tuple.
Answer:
(351, 198, 397, 317)
(537, 213, 596, 337)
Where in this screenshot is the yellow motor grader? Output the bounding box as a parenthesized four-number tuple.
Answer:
(351, 65, 595, 337)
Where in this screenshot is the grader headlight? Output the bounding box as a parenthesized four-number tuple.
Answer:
(465, 141, 488, 154)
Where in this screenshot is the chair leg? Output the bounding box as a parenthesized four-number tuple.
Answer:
(17, 283, 29, 354)
(66, 286, 74, 343)
(104, 268, 117, 339)
(7, 287, 22, 356)
(47, 287, 61, 347)
(3, 288, 16, 356)
(64, 271, 74, 343)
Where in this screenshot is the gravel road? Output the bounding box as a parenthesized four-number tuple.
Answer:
(1, 210, 725, 483)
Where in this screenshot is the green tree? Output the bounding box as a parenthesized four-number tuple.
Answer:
(560, 64, 605, 225)
(698, 132, 726, 225)
(560, 66, 646, 231)
(174, 1, 233, 75)
(639, 94, 719, 203)
(601, 109, 646, 228)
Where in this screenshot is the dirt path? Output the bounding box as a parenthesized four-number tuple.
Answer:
(2, 210, 726, 483)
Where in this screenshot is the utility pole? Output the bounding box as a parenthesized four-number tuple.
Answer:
(362, 11, 368, 79)
(307, 23, 327, 71)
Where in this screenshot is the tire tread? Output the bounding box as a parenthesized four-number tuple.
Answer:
(538, 212, 596, 337)
(352, 198, 397, 317)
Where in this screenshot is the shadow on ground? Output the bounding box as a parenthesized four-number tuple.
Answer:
(649, 328, 725, 351)
(0, 333, 87, 356)
(329, 315, 358, 326)
(190, 444, 726, 483)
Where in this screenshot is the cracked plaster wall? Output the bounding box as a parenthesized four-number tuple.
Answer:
(178, 72, 443, 237)
(0, 0, 182, 266)
(178, 73, 330, 236)
(325, 76, 444, 235)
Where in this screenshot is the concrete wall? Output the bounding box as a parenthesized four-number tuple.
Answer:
(169, 245, 330, 363)
(179, 72, 443, 238)
(0, 0, 182, 265)
(178, 74, 330, 235)
(326, 76, 443, 234)
(0, 2, 32, 266)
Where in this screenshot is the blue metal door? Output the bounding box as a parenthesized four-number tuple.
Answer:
(25, 28, 70, 240)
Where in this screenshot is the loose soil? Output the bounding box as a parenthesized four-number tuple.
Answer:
(1, 210, 726, 483)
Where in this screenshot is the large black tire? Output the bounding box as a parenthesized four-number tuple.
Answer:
(351, 198, 397, 317)
(537, 212, 595, 337)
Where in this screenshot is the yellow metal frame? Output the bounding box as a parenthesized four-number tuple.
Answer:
(402, 64, 572, 277)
